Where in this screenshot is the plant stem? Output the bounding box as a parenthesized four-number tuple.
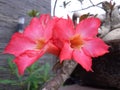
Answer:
(27, 82, 31, 90)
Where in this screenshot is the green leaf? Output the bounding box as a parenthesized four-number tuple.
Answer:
(0, 79, 16, 84)
(43, 63, 51, 81)
(28, 10, 40, 17)
(7, 57, 15, 70)
(6, 57, 18, 76)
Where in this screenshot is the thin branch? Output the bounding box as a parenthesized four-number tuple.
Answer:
(77, 0, 84, 4)
(53, 0, 58, 16)
(71, 2, 103, 12)
(63, 1, 71, 8)
(89, 0, 94, 6)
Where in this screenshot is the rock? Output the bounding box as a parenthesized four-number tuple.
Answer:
(103, 28, 120, 41)
(65, 40, 120, 89)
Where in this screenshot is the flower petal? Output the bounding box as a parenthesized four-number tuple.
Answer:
(24, 17, 44, 41)
(53, 38, 64, 49)
(45, 41, 60, 56)
(73, 49, 92, 71)
(4, 33, 36, 56)
(54, 17, 74, 40)
(24, 14, 54, 41)
(13, 50, 45, 75)
(76, 17, 101, 39)
(60, 42, 73, 62)
(39, 14, 51, 24)
(83, 38, 109, 57)
(39, 14, 56, 40)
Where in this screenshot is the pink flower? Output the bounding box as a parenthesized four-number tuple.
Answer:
(54, 17, 109, 71)
(4, 14, 59, 75)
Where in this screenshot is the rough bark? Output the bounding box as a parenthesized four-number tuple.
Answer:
(42, 60, 77, 90)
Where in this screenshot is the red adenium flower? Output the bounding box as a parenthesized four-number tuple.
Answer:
(4, 14, 59, 75)
(54, 17, 109, 71)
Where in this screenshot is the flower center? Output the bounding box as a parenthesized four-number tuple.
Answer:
(70, 34, 83, 49)
(36, 39, 45, 49)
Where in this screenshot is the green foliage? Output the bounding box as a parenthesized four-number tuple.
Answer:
(0, 79, 17, 84)
(28, 10, 40, 17)
(0, 57, 53, 90)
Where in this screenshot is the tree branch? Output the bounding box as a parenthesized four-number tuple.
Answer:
(89, 0, 94, 6)
(53, 0, 58, 16)
(41, 60, 77, 90)
(71, 2, 103, 12)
